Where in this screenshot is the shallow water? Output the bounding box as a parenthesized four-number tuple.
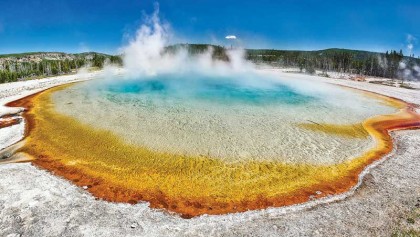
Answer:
(52, 73, 396, 164)
(17, 71, 419, 217)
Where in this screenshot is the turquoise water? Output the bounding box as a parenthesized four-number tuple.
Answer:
(99, 74, 315, 106)
(52, 73, 396, 164)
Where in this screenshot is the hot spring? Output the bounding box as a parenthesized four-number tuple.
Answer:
(11, 70, 420, 218)
(8, 10, 420, 218)
(51, 73, 393, 164)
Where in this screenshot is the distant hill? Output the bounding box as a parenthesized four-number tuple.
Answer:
(245, 47, 420, 79)
(0, 51, 113, 61)
(246, 47, 420, 66)
(1, 45, 419, 84)
(165, 44, 229, 61)
(165, 44, 420, 80)
(0, 52, 121, 83)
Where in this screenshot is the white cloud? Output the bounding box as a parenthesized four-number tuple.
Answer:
(225, 35, 237, 40)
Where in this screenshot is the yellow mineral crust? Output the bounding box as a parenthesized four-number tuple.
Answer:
(8, 84, 420, 218)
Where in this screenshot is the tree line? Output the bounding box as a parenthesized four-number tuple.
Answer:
(165, 44, 229, 61)
(2, 45, 419, 84)
(0, 53, 122, 84)
(246, 48, 420, 80)
(167, 44, 419, 80)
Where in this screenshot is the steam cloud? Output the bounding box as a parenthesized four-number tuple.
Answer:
(406, 34, 417, 56)
(94, 7, 381, 114)
(109, 7, 375, 100)
(398, 34, 420, 81)
(118, 7, 254, 80)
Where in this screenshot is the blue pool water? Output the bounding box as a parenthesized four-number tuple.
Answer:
(99, 74, 315, 105)
(52, 73, 397, 164)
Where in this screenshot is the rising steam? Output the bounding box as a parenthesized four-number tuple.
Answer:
(406, 34, 417, 56)
(398, 34, 420, 81)
(119, 8, 254, 79)
(109, 8, 368, 102)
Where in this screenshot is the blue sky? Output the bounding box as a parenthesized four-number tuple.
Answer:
(0, 0, 419, 56)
